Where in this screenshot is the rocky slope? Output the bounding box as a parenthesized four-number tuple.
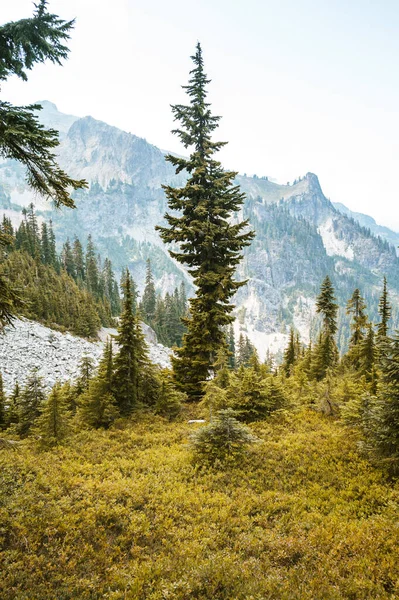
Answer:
(0, 318, 171, 393)
(0, 102, 398, 358)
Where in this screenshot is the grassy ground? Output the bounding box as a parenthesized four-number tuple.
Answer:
(1, 409, 399, 599)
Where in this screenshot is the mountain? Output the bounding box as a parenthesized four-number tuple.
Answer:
(0, 103, 398, 358)
(333, 201, 399, 252)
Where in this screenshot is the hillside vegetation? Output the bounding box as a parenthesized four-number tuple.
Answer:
(1, 409, 398, 600)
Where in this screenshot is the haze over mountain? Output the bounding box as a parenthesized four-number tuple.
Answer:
(0, 101, 398, 358)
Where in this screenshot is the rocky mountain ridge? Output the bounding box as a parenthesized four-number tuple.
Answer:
(0, 102, 398, 358)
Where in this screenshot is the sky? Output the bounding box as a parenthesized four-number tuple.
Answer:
(3, 0, 399, 230)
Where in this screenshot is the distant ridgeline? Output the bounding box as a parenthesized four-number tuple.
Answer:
(0, 205, 121, 338)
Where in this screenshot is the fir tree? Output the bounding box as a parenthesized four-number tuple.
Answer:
(0, 372, 6, 429)
(73, 236, 85, 281)
(34, 383, 70, 447)
(155, 370, 184, 420)
(141, 258, 156, 325)
(113, 270, 148, 414)
(377, 276, 391, 341)
(75, 355, 95, 396)
(371, 333, 399, 472)
(41, 222, 51, 265)
(17, 369, 46, 437)
(346, 288, 368, 370)
(85, 235, 99, 297)
(61, 238, 76, 279)
(228, 324, 236, 369)
(6, 381, 20, 427)
(283, 327, 296, 377)
(156, 43, 254, 400)
(0, 1, 87, 207)
(312, 276, 339, 380)
(79, 340, 118, 428)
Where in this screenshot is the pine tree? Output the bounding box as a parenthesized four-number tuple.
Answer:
(73, 236, 85, 281)
(371, 333, 399, 472)
(312, 276, 339, 380)
(48, 220, 59, 271)
(0, 372, 6, 429)
(74, 355, 95, 396)
(17, 369, 46, 437)
(41, 222, 51, 265)
(113, 270, 148, 414)
(377, 276, 391, 341)
(85, 235, 99, 297)
(34, 383, 70, 447)
(156, 43, 254, 400)
(141, 258, 156, 325)
(0, 1, 87, 207)
(359, 323, 377, 390)
(6, 381, 20, 427)
(79, 340, 118, 428)
(190, 408, 260, 464)
(61, 238, 76, 279)
(155, 370, 184, 420)
(228, 324, 236, 369)
(282, 327, 296, 377)
(345, 288, 368, 370)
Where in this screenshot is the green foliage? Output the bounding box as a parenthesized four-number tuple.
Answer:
(377, 276, 392, 341)
(16, 369, 46, 437)
(78, 340, 119, 429)
(33, 383, 71, 447)
(0, 208, 120, 336)
(370, 334, 399, 473)
(0, 373, 5, 429)
(1, 412, 399, 597)
(154, 370, 184, 420)
(156, 43, 254, 399)
(228, 368, 288, 422)
(190, 408, 260, 464)
(113, 270, 149, 414)
(0, 2, 87, 207)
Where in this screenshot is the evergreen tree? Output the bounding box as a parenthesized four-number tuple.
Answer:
(73, 236, 85, 281)
(155, 370, 184, 420)
(156, 43, 254, 400)
(377, 276, 391, 341)
(0, 372, 6, 429)
(6, 382, 20, 427)
(0, 1, 87, 207)
(141, 258, 156, 325)
(312, 276, 339, 380)
(48, 220, 58, 271)
(190, 408, 260, 464)
(347, 289, 367, 345)
(371, 333, 399, 472)
(282, 327, 296, 377)
(17, 369, 46, 437)
(85, 235, 99, 297)
(113, 270, 148, 414)
(75, 355, 95, 396)
(359, 323, 377, 391)
(61, 238, 76, 279)
(346, 288, 368, 370)
(34, 383, 70, 447)
(228, 324, 236, 369)
(41, 222, 51, 265)
(79, 340, 118, 428)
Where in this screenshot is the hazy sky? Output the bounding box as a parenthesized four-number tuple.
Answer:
(3, 0, 399, 230)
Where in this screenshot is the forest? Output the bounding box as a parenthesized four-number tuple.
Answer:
(1, 3, 399, 599)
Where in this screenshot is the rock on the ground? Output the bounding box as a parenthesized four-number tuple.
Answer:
(0, 318, 171, 393)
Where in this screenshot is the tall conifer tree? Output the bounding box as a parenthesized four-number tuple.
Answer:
(377, 276, 391, 341)
(156, 43, 254, 399)
(113, 270, 148, 414)
(312, 276, 339, 380)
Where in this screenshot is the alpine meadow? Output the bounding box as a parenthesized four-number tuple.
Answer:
(1, 2, 399, 599)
